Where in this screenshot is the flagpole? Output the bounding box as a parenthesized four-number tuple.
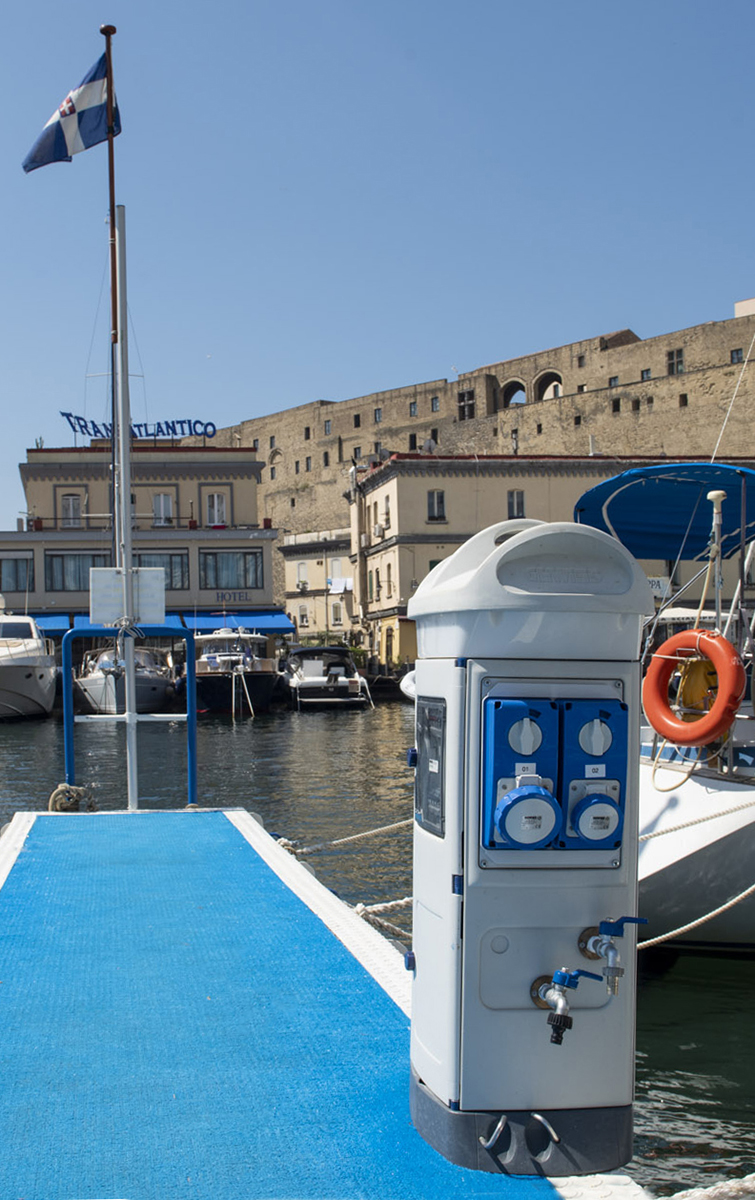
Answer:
(100, 25, 138, 810)
(100, 24, 120, 565)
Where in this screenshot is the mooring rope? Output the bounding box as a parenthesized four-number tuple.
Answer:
(638, 880, 755, 949)
(639, 795, 755, 842)
(278, 817, 413, 856)
(669, 1171, 755, 1200)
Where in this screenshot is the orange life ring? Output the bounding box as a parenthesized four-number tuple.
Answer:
(642, 630, 746, 747)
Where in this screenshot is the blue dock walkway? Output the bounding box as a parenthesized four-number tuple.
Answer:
(0, 810, 644, 1200)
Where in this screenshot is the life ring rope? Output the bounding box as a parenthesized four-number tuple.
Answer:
(642, 629, 746, 748)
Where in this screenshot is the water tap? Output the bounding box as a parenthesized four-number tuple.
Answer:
(531, 968, 602, 1044)
(578, 916, 648, 995)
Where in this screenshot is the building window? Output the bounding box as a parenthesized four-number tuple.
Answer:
(609, 376, 618, 388)
(577, 354, 585, 368)
(199, 550, 263, 590)
(323, 451, 330, 467)
(732, 348, 744, 364)
(304, 426, 311, 440)
(577, 384, 586, 393)
(374, 407, 382, 424)
(207, 494, 225, 528)
(553, 383, 561, 397)
(374, 442, 381, 455)
(270, 467, 276, 481)
(252, 438, 259, 451)
(384, 496, 391, 528)
(329, 557, 342, 579)
(647, 396, 654, 409)
(269, 435, 276, 449)
(632, 398, 641, 412)
(409, 400, 417, 417)
(458, 390, 475, 421)
(386, 562, 393, 597)
(298, 605, 309, 628)
(508, 490, 525, 519)
(0, 558, 34, 592)
(368, 570, 373, 601)
(45, 552, 110, 592)
(332, 601, 343, 625)
(641, 368, 651, 381)
(431, 395, 440, 412)
(136, 552, 189, 590)
(612, 397, 621, 413)
(430, 428, 438, 443)
(408, 433, 417, 450)
(290, 498, 296, 508)
(679, 393, 688, 408)
(297, 562, 308, 585)
(152, 493, 173, 526)
(574, 414, 582, 426)
(305, 456, 312, 472)
(324, 419, 332, 435)
(667, 348, 684, 375)
(427, 490, 445, 521)
(61, 494, 82, 528)
(353, 446, 362, 460)
(536, 423, 543, 435)
(353, 413, 361, 428)
(295, 461, 300, 475)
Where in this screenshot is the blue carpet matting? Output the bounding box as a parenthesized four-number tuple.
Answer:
(0, 811, 556, 1200)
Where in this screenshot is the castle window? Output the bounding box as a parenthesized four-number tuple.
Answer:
(431, 396, 440, 412)
(536, 423, 543, 435)
(641, 368, 651, 381)
(577, 355, 585, 368)
(667, 348, 684, 375)
(269, 435, 275, 449)
(323, 451, 330, 467)
(252, 438, 259, 451)
(374, 407, 382, 424)
(457, 390, 475, 421)
(409, 400, 418, 417)
(679, 393, 688, 408)
(612, 397, 621, 413)
(295, 461, 300, 474)
(353, 413, 361, 428)
(324, 419, 332, 435)
(732, 348, 744, 364)
(632, 398, 641, 412)
(577, 384, 586, 393)
(574, 414, 582, 426)
(305, 457, 312, 472)
(270, 467, 276, 481)
(354, 446, 362, 460)
(304, 426, 311, 440)
(408, 433, 417, 450)
(609, 376, 618, 388)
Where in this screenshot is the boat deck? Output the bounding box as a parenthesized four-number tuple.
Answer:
(0, 809, 646, 1200)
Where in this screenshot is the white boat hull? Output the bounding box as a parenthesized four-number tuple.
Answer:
(0, 662, 56, 719)
(638, 756, 755, 951)
(74, 672, 173, 715)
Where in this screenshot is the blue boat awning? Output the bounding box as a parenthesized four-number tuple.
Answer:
(574, 462, 755, 561)
(30, 614, 72, 636)
(182, 610, 295, 634)
(72, 613, 186, 632)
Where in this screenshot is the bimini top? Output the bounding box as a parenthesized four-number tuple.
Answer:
(574, 462, 755, 561)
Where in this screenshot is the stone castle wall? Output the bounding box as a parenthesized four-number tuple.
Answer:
(189, 310, 755, 596)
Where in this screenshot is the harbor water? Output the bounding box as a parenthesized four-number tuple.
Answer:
(0, 702, 752, 1195)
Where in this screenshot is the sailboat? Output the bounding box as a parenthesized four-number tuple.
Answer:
(575, 461, 755, 953)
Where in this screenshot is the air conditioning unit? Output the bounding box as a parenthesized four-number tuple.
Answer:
(373, 524, 385, 538)
(360, 533, 369, 548)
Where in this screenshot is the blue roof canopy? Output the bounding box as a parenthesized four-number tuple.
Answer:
(30, 614, 72, 636)
(574, 462, 755, 561)
(72, 613, 186, 631)
(182, 610, 294, 634)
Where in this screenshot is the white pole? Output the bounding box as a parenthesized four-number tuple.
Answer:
(115, 205, 138, 810)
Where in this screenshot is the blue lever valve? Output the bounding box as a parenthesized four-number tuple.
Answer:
(495, 785, 561, 850)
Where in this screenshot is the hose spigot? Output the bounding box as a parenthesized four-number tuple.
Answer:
(531, 967, 602, 1044)
(578, 916, 648, 995)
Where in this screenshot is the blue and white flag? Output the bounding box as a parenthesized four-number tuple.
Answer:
(22, 53, 120, 173)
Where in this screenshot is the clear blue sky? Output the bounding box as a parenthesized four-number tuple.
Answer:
(2, 0, 753, 527)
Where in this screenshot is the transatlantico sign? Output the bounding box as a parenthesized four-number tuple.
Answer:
(60, 411, 217, 440)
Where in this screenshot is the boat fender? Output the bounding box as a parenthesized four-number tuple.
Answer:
(642, 629, 746, 747)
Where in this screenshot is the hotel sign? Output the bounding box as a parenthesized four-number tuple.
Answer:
(61, 411, 217, 440)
